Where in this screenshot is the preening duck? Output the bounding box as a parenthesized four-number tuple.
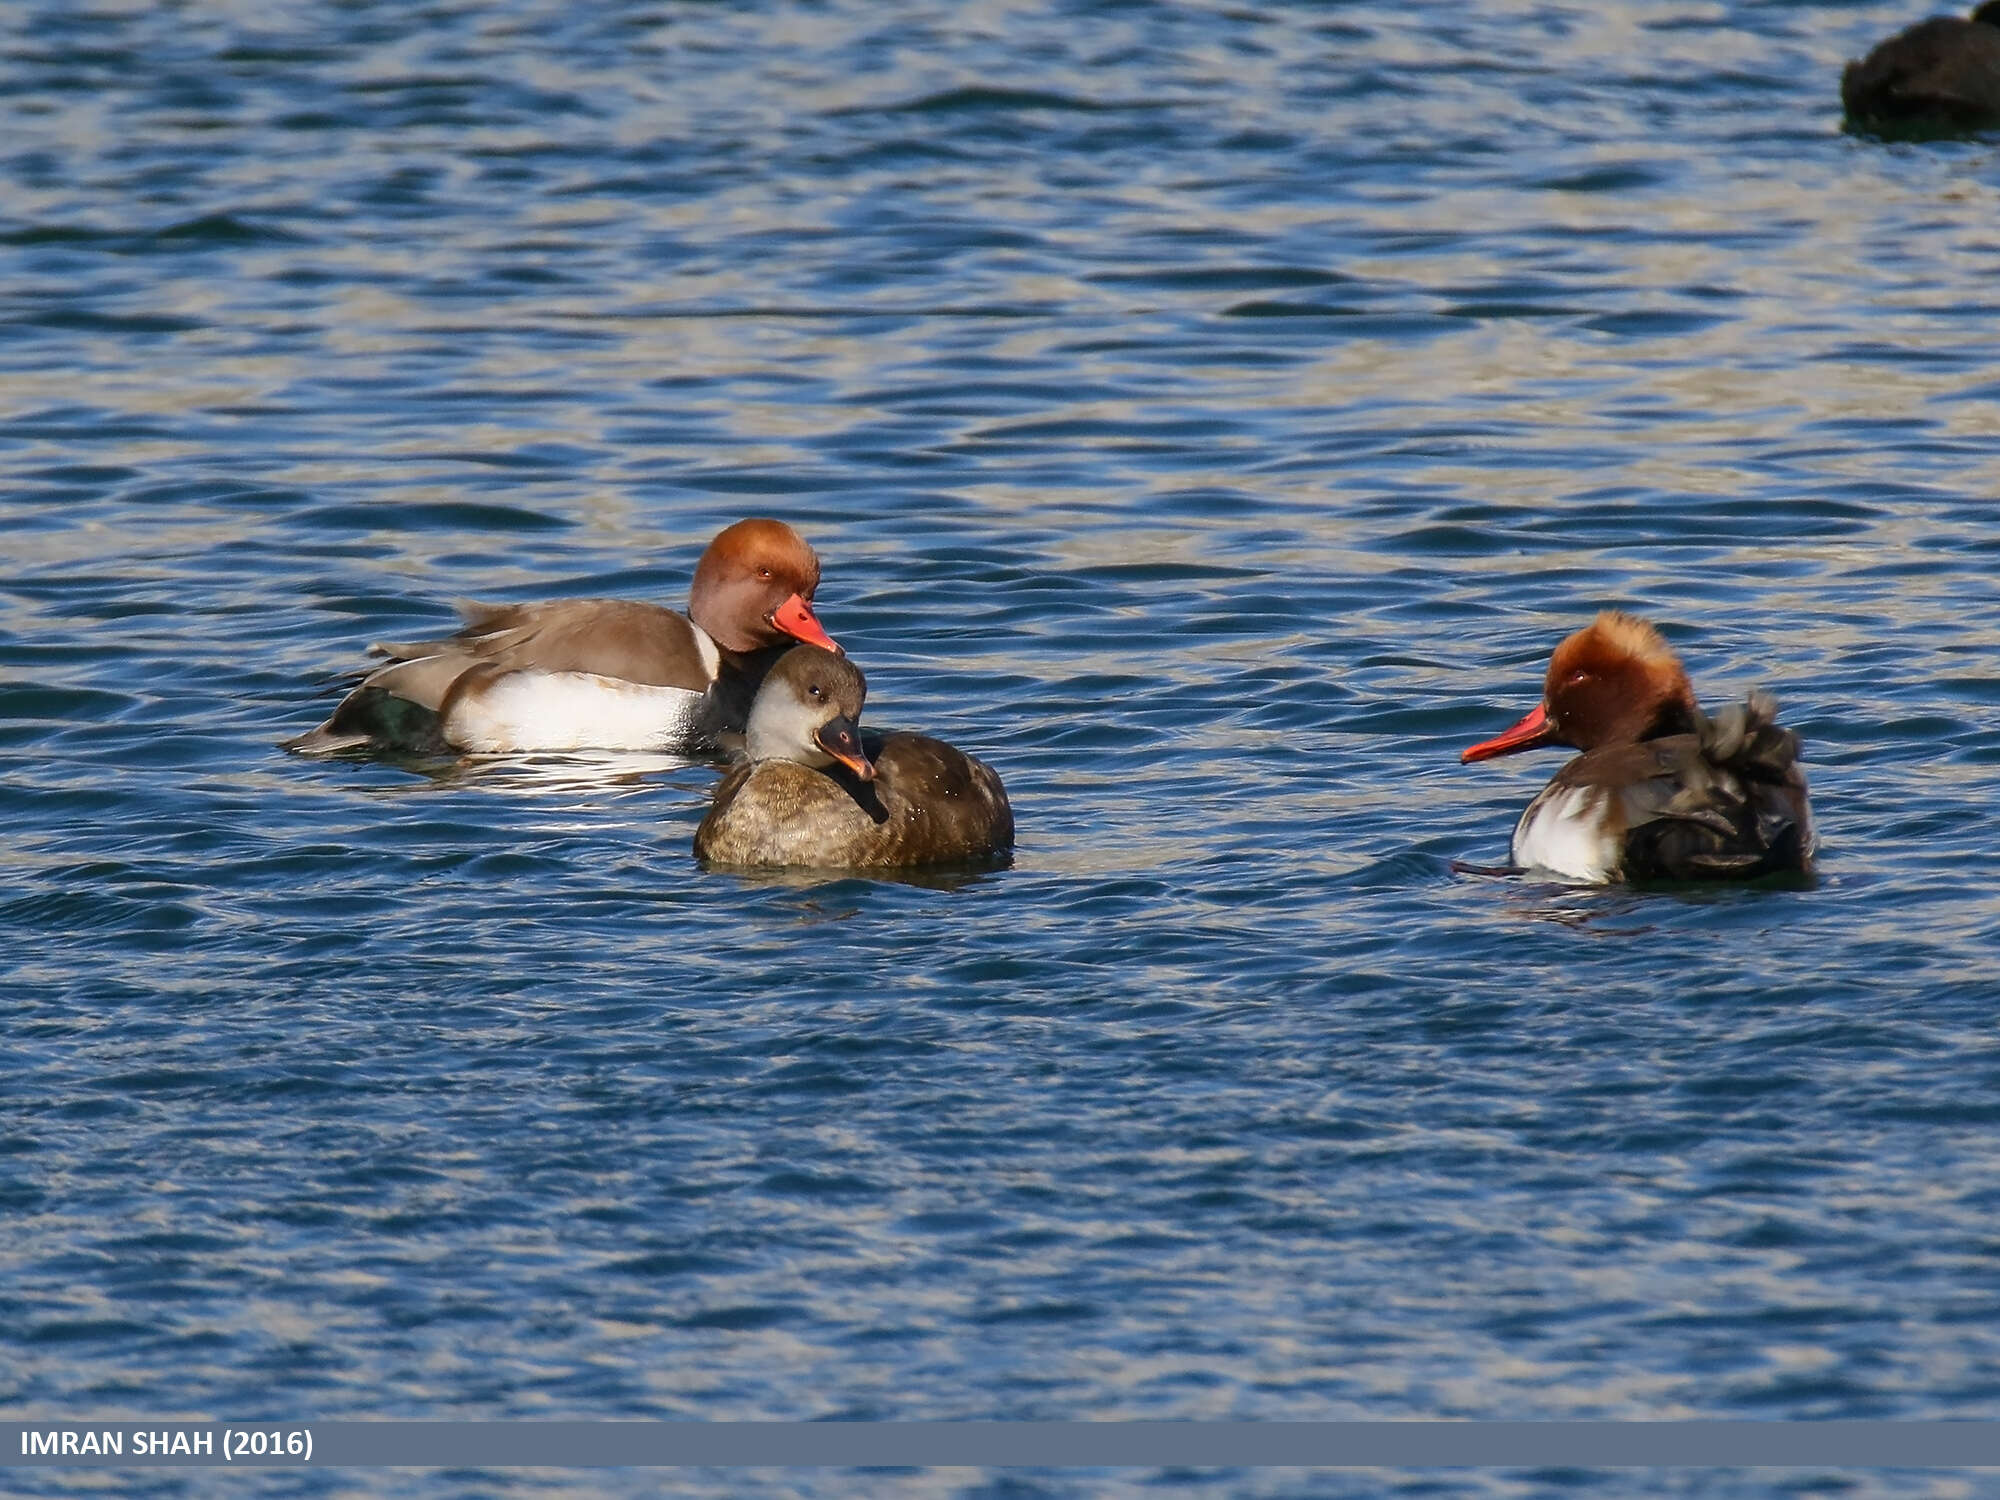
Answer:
(1460, 611, 1814, 884)
(694, 645, 1013, 870)
(284, 518, 838, 756)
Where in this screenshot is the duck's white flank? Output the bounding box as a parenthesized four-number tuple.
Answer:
(443, 670, 709, 753)
(1511, 785, 1621, 883)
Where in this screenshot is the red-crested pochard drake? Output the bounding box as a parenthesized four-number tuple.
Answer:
(1460, 611, 1815, 884)
(694, 646, 1013, 869)
(284, 519, 839, 756)
(1843, 3, 2000, 130)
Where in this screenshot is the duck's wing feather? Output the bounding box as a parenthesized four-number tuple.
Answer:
(372, 599, 716, 691)
(870, 733, 1015, 862)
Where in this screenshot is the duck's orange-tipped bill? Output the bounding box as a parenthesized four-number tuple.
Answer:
(1462, 703, 1557, 763)
(816, 716, 875, 781)
(773, 594, 840, 654)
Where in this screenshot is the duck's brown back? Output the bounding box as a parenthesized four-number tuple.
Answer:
(695, 732, 1013, 869)
(378, 598, 718, 691)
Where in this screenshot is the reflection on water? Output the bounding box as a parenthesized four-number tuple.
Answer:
(415, 750, 711, 797)
(697, 861, 1012, 895)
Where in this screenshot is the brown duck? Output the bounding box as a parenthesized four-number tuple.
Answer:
(285, 518, 838, 756)
(1460, 612, 1815, 883)
(695, 646, 1013, 869)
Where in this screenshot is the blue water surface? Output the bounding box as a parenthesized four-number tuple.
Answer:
(6, 0, 2000, 1496)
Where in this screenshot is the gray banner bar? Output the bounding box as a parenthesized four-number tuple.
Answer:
(4, 1422, 1998, 1468)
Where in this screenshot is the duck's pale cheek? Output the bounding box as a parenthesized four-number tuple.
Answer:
(1512, 786, 1621, 883)
(445, 670, 711, 754)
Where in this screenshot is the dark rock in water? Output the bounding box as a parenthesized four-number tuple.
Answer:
(1842, 3, 2000, 133)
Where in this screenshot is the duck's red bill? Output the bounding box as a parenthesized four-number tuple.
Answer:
(774, 594, 840, 654)
(1461, 703, 1556, 763)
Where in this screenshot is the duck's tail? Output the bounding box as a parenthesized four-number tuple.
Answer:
(1695, 690, 1801, 783)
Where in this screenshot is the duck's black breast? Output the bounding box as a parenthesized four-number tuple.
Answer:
(703, 642, 799, 739)
(694, 732, 1013, 869)
(1842, 14, 2000, 129)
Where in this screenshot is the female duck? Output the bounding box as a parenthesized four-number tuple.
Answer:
(695, 646, 1013, 869)
(286, 518, 839, 756)
(1460, 611, 1814, 884)
(1842, 3, 2000, 130)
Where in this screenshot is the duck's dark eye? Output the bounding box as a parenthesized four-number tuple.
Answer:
(808, 683, 823, 699)
(757, 567, 773, 580)
(1564, 669, 1590, 687)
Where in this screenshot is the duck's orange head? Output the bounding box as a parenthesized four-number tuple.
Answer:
(1461, 611, 1697, 763)
(688, 518, 839, 657)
